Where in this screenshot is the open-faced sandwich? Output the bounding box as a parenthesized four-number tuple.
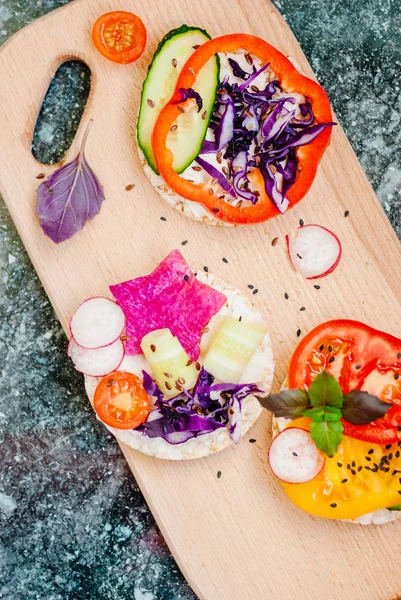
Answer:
(260, 320, 401, 524)
(137, 26, 335, 226)
(68, 250, 274, 459)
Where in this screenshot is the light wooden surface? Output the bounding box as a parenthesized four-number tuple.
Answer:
(1, 1, 401, 598)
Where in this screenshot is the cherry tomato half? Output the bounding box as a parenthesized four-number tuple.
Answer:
(92, 11, 147, 64)
(94, 371, 151, 429)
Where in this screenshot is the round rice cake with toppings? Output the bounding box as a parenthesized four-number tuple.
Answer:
(85, 270, 274, 460)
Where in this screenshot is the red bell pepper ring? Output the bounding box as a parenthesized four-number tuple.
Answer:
(152, 34, 333, 225)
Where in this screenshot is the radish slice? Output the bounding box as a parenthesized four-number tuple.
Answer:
(70, 297, 125, 349)
(68, 338, 124, 377)
(268, 427, 325, 484)
(286, 224, 342, 279)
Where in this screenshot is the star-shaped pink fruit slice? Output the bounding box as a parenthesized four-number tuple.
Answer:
(110, 250, 227, 360)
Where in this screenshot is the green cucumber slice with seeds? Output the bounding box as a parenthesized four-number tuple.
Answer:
(137, 25, 219, 174)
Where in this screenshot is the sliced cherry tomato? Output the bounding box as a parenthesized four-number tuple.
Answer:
(152, 34, 333, 224)
(92, 11, 146, 64)
(288, 320, 401, 444)
(94, 371, 150, 429)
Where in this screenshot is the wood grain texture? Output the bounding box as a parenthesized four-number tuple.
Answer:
(1, 1, 401, 598)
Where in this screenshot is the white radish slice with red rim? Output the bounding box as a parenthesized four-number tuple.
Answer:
(68, 338, 124, 377)
(70, 297, 125, 349)
(268, 427, 325, 484)
(286, 224, 342, 279)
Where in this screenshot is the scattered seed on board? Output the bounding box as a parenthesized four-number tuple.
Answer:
(125, 184, 135, 191)
(248, 284, 254, 290)
(160, 216, 166, 221)
(299, 219, 304, 226)
(222, 257, 228, 263)
(253, 289, 259, 295)
(147, 99, 155, 108)
(204, 266, 209, 272)
(284, 293, 289, 300)
(300, 306, 306, 311)
(297, 329, 301, 337)
(271, 237, 279, 246)
(181, 240, 188, 246)
(36, 173, 45, 179)
(249, 439, 257, 443)
(217, 471, 222, 479)
(314, 284, 320, 290)
(297, 253, 303, 260)
(344, 210, 350, 217)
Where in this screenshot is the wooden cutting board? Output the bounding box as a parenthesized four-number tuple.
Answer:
(1, 1, 401, 598)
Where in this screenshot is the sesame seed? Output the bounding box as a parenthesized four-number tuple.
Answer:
(125, 184, 135, 190)
(358, 466, 362, 472)
(222, 257, 228, 263)
(249, 439, 257, 443)
(346, 464, 350, 470)
(296, 254, 303, 260)
(341, 478, 348, 484)
(292, 452, 298, 457)
(352, 460, 356, 467)
(355, 365, 361, 369)
(147, 99, 155, 108)
(150, 344, 156, 352)
(299, 219, 304, 227)
(329, 356, 335, 363)
(160, 216, 167, 221)
(203, 266, 208, 272)
(344, 210, 350, 217)
(319, 345, 324, 351)
(398, 491, 401, 495)
(165, 382, 172, 390)
(389, 453, 393, 460)
(300, 306, 306, 311)
(164, 372, 172, 378)
(195, 362, 201, 370)
(193, 44, 200, 49)
(212, 207, 220, 213)
(202, 111, 208, 120)
(330, 503, 337, 508)
(271, 237, 279, 246)
(181, 240, 188, 246)
(217, 471, 222, 479)
(398, 353, 401, 359)
(186, 359, 193, 366)
(177, 377, 185, 385)
(253, 289, 259, 295)
(284, 293, 289, 300)
(36, 173, 45, 179)
(248, 284, 254, 289)
(351, 469, 356, 475)
(297, 329, 301, 337)
(393, 470, 401, 475)
(314, 285, 320, 290)
(396, 451, 400, 458)
(239, 316, 242, 322)
(328, 345, 333, 352)
(395, 373, 400, 380)
(337, 462, 342, 468)
(386, 444, 392, 450)
(368, 449, 374, 455)
(365, 456, 372, 462)
(184, 274, 189, 282)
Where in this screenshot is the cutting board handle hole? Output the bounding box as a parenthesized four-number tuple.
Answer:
(31, 60, 91, 165)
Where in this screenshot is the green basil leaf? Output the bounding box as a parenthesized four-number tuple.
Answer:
(257, 389, 311, 419)
(323, 406, 343, 422)
(303, 407, 325, 421)
(310, 419, 343, 457)
(342, 390, 391, 425)
(308, 371, 344, 409)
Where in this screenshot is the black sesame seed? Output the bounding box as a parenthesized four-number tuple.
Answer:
(330, 503, 337, 508)
(365, 466, 372, 471)
(184, 274, 189, 282)
(358, 466, 362, 472)
(398, 353, 401, 359)
(352, 460, 356, 467)
(386, 444, 392, 450)
(351, 469, 356, 475)
(329, 356, 335, 363)
(396, 451, 400, 458)
(395, 373, 400, 380)
(284, 293, 289, 300)
(346, 464, 351, 470)
(373, 463, 379, 469)
(160, 216, 167, 221)
(300, 306, 306, 311)
(292, 452, 298, 457)
(398, 491, 401, 495)
(368, 449, 374, 455)
(389, 453, 393, 460)
(328, 345, 333, 352)
(314, 285, 320, 290)
(344, 210, 350, 218)
(382, 466, 390, 472)
(337, 462, 342, 468)
(212, 207, 220, 213)
(296, 254, 303, 259)
(239, 316, 242, 322)
(299, 219, 304, 227)
(181, 240, 188, 246)
(217, 471, 222, 479)
(355, 365, 361, 370)
(319, 345, 325, 351)
(399, 477, 401, 485)
(393, 470, 401, 475)
(248, 284, 254, 289)
(253, 289, 259, 295)
(365, 456, 372, 462)
(203, 266, 209, 272)
(249, 439, 257, 443)
(222, 257, 228, 263)
(297, 329, 301, 337)
(341, 478, 348, 484)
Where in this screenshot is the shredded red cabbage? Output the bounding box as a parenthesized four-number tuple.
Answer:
(172, 88, 203, 113)
(198, 58, 335, 213)
(138, 369, 261, 445)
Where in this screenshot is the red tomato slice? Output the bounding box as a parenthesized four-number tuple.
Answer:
(92, 11, 146, 64)
(94, 371, 151, 429)
(288, 320, 401, 444)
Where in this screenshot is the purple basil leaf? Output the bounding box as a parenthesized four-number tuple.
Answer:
(36, 120, 104, 244)
(342, 391, 391, 425)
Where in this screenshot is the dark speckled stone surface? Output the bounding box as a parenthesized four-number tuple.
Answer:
(0, 1, 400, 599)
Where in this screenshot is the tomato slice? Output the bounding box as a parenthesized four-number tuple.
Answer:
(94, 372, 151, 429)
(288, 320, 401, 444)
(92, 11, 146, 64)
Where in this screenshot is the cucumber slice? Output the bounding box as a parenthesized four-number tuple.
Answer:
(137, 25, 219, 174)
